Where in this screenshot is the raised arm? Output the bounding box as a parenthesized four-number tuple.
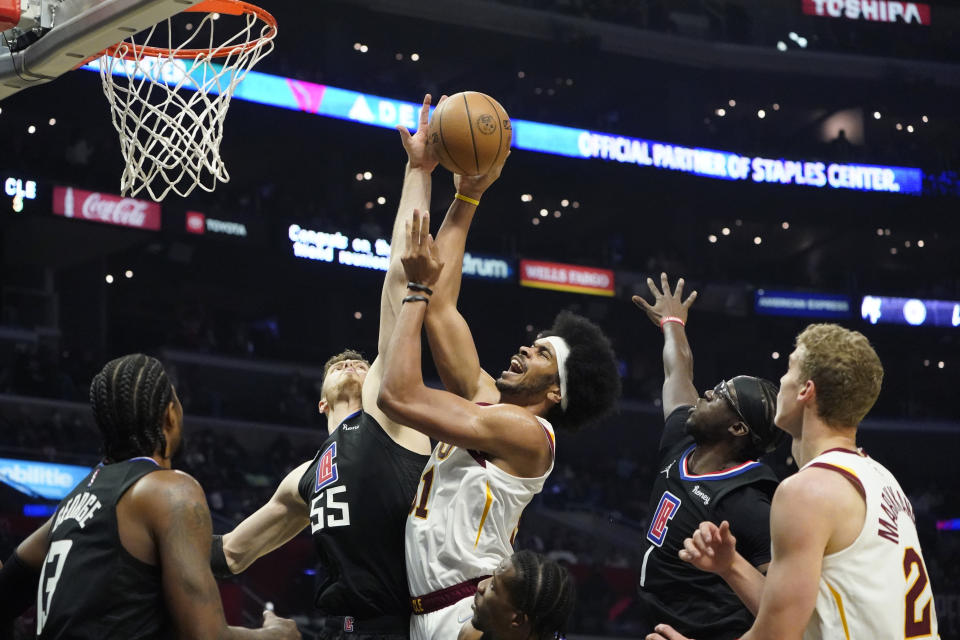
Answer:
(145, 471, 300, 640)
(363, 95, 441, 449)
(219, 460, 312, 575)
(422, 155, 510, 402)
(632, 273, 699, 418)
(377, 210, 550, 478)
(376, 94, 442, 357)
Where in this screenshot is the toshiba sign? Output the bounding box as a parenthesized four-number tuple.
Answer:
(802, 0, 931, 25)
(52, 186, 161, 231)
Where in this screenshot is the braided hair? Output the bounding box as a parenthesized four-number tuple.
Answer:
(506, 550, 576, 640)
(89, 354, 174, 463)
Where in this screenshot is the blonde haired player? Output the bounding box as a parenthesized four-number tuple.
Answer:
(647, 323, 939, 640)
(379, 178, 620, 640)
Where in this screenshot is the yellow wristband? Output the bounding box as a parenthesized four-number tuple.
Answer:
(455, 193, 480, 206)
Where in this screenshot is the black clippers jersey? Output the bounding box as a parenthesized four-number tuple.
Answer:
(638, 406, 778, 640)
(297, 410, 430, 618)
(37, 457, 170, 640)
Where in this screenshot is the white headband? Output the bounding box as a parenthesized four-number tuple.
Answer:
(540, 336, 571, 411)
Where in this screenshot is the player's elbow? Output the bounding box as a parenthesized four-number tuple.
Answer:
(377, 386, 403, 421)
(220, 532, 249, 574)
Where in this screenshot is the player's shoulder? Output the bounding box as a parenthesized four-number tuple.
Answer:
(484, 401, 552, 437)
(129, 469, 206, 510)
(775, 464, 860, 511)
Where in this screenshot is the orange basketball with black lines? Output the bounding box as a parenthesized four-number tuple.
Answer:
(428, 91, 512, 176)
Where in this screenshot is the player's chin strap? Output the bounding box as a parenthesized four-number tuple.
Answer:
(540, 336, 570, 411)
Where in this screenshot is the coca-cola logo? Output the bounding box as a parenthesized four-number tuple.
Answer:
(53, 186, 161, 231)
(81, 193, 150, 227)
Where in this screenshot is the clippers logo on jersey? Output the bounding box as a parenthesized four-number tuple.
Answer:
(647, 491, 681, 547)
(315, 442, 339, 493)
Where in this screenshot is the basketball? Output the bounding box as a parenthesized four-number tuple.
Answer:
(428, 91, 512, 176)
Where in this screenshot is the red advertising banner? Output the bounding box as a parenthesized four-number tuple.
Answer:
(185, 210, 249, 238)
(801, 0, 930, 25)
(186, 211, 206, 234)
(52, 186, 161, 231)
(519, 259, 614, 297)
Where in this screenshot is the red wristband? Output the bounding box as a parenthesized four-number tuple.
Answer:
(660, 316, 685, 330)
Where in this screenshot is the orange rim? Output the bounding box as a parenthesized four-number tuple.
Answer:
(102, 0, 276, 61)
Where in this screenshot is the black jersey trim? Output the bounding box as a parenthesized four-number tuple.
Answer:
(112, 460, 165, 573)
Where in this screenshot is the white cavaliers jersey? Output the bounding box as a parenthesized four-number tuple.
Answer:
(802, 449, 939, 640)
(405, 416, 555, 597)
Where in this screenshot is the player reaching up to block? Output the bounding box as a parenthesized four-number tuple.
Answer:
(378, 167, 620, 640)
(209, 95, 444, 639)
(631, 273, 784, 640)
(646, 324, 940, 640)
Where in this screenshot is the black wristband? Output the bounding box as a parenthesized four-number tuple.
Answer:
(402, 295, 430, 305)
(0, 551, 40, 622)
(406, 282, 434, 295)
(210, 535, 234, 579)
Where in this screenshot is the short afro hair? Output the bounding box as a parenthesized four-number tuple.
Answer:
(539, 310, 621, 432)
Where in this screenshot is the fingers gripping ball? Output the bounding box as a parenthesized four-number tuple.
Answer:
(428, 91, 511, 176)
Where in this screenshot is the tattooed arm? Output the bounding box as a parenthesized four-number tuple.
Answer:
(140, 471, 300, 640)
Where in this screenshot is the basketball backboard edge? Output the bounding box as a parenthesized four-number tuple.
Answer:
(0, 0, 202, 101)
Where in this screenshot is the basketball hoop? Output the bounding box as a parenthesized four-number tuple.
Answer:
(95, 0, 277, 201)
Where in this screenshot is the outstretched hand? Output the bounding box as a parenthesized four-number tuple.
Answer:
(401, 209, 444, 287)
(645, 624, 694, 640)
(632, 272, 697, 328)
(679, 520, 737, 576)
(398, 94, 447, 171)
(454, 149, 511, 200)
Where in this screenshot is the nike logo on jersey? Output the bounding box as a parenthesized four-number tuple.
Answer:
(457, 612, 473, 624)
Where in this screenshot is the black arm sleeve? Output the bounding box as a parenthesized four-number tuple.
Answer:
(714, 486, 773, 568)
(0, 552, 40, 622)
(209, 535, 234, 579)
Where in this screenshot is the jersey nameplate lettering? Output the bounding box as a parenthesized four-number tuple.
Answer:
(878, 484, 915, 544)
(647, 491, 681, 546)
(52, 492, 103, 532)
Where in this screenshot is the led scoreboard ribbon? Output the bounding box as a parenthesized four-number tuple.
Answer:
(82, 61, 924, 196)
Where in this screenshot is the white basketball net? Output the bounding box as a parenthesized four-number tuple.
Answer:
(96, 7, 275, 201)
